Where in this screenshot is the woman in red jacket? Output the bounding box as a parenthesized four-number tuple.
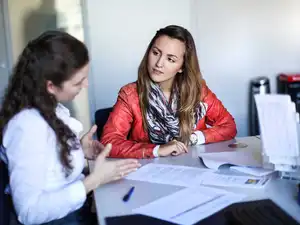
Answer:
(101, 25, 237, 159)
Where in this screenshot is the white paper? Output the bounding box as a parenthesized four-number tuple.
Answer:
(126, 163, 270, 188)
(254, 94, 300, 174)
(230, 166, 275, 177)
(133, 186, 245, 225)
(201, 157, 231, 170)
(200, 172, 270, 188)
(199, 150, 263, 170)
(255, 95, 300, 158)
(125, 163, 209, 187)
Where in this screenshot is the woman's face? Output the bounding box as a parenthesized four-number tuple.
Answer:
(147, 35, 185, 89)
(47, 63, 89, 102)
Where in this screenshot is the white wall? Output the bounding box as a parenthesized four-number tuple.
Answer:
(8, 0, 91, 135)
(8, 0, 42, 61)
(85, 0, 192, 117)
(192, 0, 300, 136)
(55, 0, 92, 134)
(86, 0, 300, 137)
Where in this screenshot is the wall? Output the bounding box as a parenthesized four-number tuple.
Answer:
(85, 0, 192, 117)
(0, 0, 12, 101)
(9, 1, 300, 137)
(55, 0, 91, 134)
(8, 0, 43, 61)
(192, 0, 300, 136)
(8, 0, 91, 135)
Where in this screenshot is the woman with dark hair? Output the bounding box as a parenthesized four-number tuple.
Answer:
(101, 25, 237, 158)
(0, 31, 140, 225)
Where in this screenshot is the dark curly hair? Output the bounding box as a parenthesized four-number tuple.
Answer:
(0, 30, 89, 174)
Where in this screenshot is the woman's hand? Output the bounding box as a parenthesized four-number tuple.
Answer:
(158, 140, 188, 157)
(83, 143, 141, 193)
(81, 125, 104, 160)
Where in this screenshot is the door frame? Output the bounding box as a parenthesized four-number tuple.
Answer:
(1, 0, 13, 72)
(81, 0, 97, 123)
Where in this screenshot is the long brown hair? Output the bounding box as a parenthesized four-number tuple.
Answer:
(0, 31, 89, 175)
(137, 25, 202, 145)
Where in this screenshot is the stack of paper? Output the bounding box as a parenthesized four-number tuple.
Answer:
(254, 94, 300, 171)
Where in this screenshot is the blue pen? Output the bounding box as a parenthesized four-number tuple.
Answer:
(123, 186, 135, 202)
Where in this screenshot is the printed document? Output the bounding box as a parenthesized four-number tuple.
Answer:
(126, 163, 270, 188)
(125, 163, 209, 187)
(133, 186, 245, 225)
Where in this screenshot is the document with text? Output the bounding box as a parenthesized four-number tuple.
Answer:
(126, 163, 270, 188)
(125, 163, 209, 187)
(133, 186, 245, 225)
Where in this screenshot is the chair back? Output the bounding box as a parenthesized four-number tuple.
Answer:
(0, 159, 10, 225)
(94, 107, 113, 139)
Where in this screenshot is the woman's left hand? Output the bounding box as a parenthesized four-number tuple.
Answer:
(81, 125, 104, 160)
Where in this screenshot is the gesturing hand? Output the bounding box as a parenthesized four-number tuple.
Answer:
(83, 143, 141, 193)
(81, 125, 104, 160)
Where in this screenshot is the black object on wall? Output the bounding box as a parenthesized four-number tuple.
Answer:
(277, 74, 300, 113)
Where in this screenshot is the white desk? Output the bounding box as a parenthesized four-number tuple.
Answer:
(89, 136, 300, 225)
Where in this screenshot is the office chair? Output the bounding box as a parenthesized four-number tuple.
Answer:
(94, 107, 113, 139)
(0, 159, 21, 225)
(1, 159, 11, 225)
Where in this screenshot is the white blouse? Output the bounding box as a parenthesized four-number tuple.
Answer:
(1, 104, 86, 225)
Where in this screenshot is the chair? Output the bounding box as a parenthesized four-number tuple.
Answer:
(0, 160, 11, 225)
(0, 160, 21, 225)
(94, 107, 113, 139)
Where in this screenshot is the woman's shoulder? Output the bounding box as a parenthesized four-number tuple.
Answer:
(6, 108, 48, 132)
(118, 82, 139, 100)
(3, 108, 49, 147)
(119, 82, 137, 94)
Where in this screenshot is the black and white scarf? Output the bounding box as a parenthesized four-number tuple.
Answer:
(146, 82, 203, 144)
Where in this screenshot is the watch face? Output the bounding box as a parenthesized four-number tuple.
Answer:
(190, 133, 198, 145)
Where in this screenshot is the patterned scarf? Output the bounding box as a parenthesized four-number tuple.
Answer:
(146, 82, 203, 144)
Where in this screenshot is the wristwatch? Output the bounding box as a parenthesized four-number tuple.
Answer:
(190, 132, 198, 146)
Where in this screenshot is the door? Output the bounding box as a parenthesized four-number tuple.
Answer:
(0, 0, 11, 103)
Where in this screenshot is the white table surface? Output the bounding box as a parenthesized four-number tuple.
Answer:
(89, 136, 300, 225)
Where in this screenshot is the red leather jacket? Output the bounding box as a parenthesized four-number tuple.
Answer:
(101, 81, 237, 158)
